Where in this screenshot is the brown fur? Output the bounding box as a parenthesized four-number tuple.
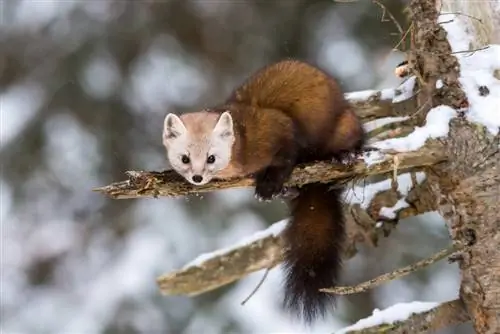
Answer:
(227, 106, 296, 176)
(222, 60, 364, 165)
(227, 60, 351, 146)
(179, 60, 365, 323)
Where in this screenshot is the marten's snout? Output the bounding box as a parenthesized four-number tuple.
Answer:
(192, 175, 203, 184)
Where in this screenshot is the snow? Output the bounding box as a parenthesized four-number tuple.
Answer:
(184, 219, 288, 268)
(439, 13, 500, 135)
(345, 73, 415, 105)
(381, 88, 396, 100)
(359, 12, 500, 155)
(362, 150, 386, 167)
(336, 301, 439, 333)
(393, 76, 416, 103)
(373, 105, 456, 152)
(345, 87, 395, 102)
(363, 116, 409, 133)
(379, 198, 410, 220)
(345, 89, 379, 101)
(346, 172, 426, 209)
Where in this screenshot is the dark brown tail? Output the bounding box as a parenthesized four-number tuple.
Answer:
(282, 183, 345, 323)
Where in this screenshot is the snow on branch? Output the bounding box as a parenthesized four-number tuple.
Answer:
(337, 299, 469, 334)
(157, 220, 286, 296)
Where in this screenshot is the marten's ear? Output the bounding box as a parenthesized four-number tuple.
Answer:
(163, 113, 187, 141)
(213, 111, 234, 140)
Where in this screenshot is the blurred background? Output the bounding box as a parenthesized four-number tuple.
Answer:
(1, 0, 473, 333)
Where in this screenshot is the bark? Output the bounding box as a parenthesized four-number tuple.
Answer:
(429, 122, 500, 333)
(94, 146, 444, 199)
(408, 0, 500, 332)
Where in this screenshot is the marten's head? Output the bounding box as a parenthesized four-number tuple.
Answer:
(162, 111, 235, 185)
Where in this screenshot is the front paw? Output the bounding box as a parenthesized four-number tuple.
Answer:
(254, 180, 285, 201)
(332, 151, 360, 167)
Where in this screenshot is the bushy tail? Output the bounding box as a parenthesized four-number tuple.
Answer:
(282, 183, 345, 323)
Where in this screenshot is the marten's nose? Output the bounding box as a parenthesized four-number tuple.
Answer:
(192, 175, 203, 183)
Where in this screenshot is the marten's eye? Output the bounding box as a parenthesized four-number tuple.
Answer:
(207, 155, 216, 164)
(181, 155, 190, 164)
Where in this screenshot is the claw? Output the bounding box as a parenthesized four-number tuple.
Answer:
(254, 192, 272, 202)
(332, 151, 362, 167)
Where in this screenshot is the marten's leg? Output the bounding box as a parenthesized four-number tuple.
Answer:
(326, 108, 366, 166)
(254, 140, 298, 201)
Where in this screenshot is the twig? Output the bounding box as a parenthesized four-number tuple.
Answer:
(157, 232, 284, 297)
(439, 11, 484, 23)
(452, 45, 490, 56)
(393, 22, 413, 52)
(321, 245, 459, 295)
(241, 268, 270, 305)
(373, 0, 404, 36)
(391, 154, 400, 192)
(410, 46, 491, 57)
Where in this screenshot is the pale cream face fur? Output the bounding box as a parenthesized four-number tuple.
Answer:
(162, 111, 235, 185)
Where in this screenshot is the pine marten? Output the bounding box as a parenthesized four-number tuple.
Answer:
(162, 60, 366, 323)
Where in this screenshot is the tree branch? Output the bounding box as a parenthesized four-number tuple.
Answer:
(93, 146, 445, 199)
(340, 299, 469, 334)
(321, 244, 460, 295)
(157, 223, 284, 296)
(93, 86, 424, 199)
(156, 178, 439, 297)
(407, 0, 500, 332)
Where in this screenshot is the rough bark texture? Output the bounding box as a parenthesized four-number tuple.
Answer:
(408, 0, 468, 110)
(408, 0, 500, 332)
(94, 147, 445, 199)
(429, 122, 500, 333)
